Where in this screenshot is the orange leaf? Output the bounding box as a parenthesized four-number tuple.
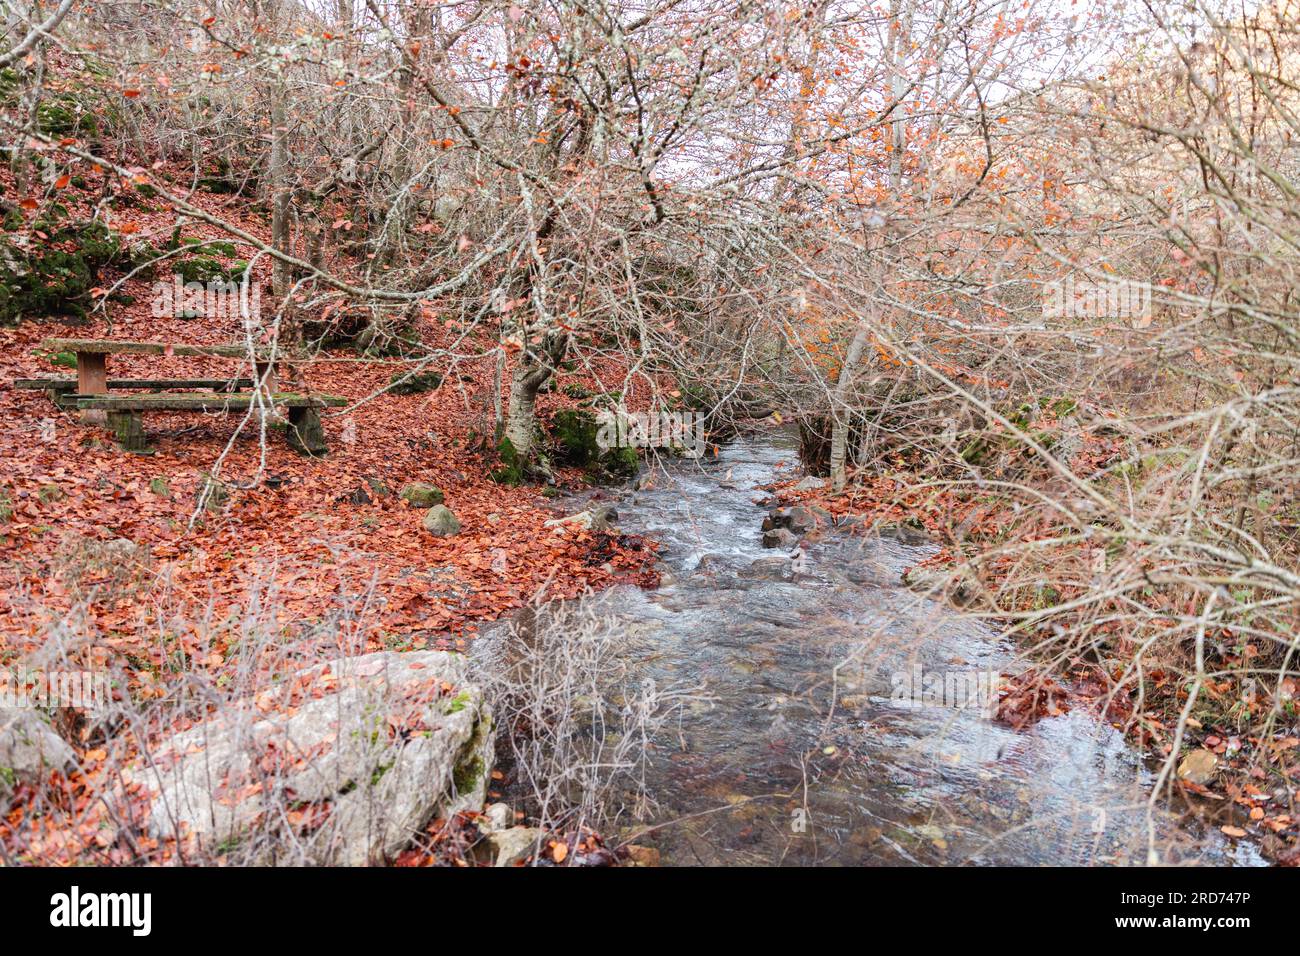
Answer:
(552, 841, 568, 863)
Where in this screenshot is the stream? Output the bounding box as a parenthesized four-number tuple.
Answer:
(484, 432, 1262, 866)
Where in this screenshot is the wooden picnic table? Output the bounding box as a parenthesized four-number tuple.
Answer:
(41, 338, 285, 422)
(32, 339, 346, 456)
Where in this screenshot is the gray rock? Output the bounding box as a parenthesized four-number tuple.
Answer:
(762, 527, 800, 549)
(0, 709, 77, 804)
(589, 504, 618, 531)
(132, 650, 493, 865)
(1177, 749, 1218, 785)
(490, 826, 545, 867)
(480, 801, 513, 833)
(784, 504, 829, 534)
(739, 557, 793, 582)
(794, 476, 827, 491)
(763, 504, 830, 536)
(400, 483, 444, 507)
(422, 504, 462, 536)
(543, 503, 618, 533)
(876, 522, 933, 547)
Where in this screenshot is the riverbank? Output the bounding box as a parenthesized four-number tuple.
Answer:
(765, 458, 1300, 866)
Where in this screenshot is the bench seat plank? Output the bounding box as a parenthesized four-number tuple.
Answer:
(42, 338, 284, 360)
(16, 377, 255, 392)
(75, 392, 347, 411)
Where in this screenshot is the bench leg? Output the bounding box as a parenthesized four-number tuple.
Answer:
(255, 361, 277, 393)
(77, 352, 107, 424)
(286, 407, 328, 456)
(254, 361, 283, 424)
(107, 411, 148, 453)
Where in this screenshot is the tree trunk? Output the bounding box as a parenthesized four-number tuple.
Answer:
(268, 83, 291, 303)
(503, 362, 550, 461)
(829, 322, 871, 492)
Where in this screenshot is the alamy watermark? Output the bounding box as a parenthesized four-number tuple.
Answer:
(1043, 275, 1150, 323)
(596, 409, 705, 457)
(151, 273, 261, 322)
(889, 665, 1001, 717)
(0, 669, 110, 712)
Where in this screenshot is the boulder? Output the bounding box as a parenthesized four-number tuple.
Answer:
(400, 483, 444, 508)
(131, 650, 494, 865)
(793, 476, 827, 492)
(422, 504, 461, 537)
(784, 504, 830, 534)
(479, 801, 514, 832)
(875, 521, 934, 547)
(489, 826, 546, 867)
(763, 504, 830, 536)
(543, 503, 618, 533)
(0, 709, 77, 804)
(692, 553, 728, 574)
(762, 527, 800, 549)
(739, 557, 793, 582)
(1176, 749, 1219, 785)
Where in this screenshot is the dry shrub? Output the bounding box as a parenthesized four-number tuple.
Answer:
(478, 590, 698, 841)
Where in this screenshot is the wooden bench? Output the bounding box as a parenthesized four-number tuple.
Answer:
(15, 377, 255, 408)
(75, 392, 348, 456)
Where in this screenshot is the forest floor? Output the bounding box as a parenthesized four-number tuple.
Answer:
(0, 166, 663, 864)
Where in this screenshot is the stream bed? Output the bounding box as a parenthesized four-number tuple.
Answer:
(484, 433, 1261, 866)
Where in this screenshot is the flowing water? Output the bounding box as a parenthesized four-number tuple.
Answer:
(484, 432, 1261, 866)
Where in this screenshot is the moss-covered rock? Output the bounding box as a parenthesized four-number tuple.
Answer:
(490, 436, 526, 486)
(173, 256, 229, 284)
(551, 409, 601, 468)
(0, 220, 123, 324)
(399, 483, 444, 507)
(388, 369, 443, 394)
(550, 409, 639, 482)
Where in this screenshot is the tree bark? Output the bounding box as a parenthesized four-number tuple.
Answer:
(503, 362, 550, 460)
(829, 322, 870, 492)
